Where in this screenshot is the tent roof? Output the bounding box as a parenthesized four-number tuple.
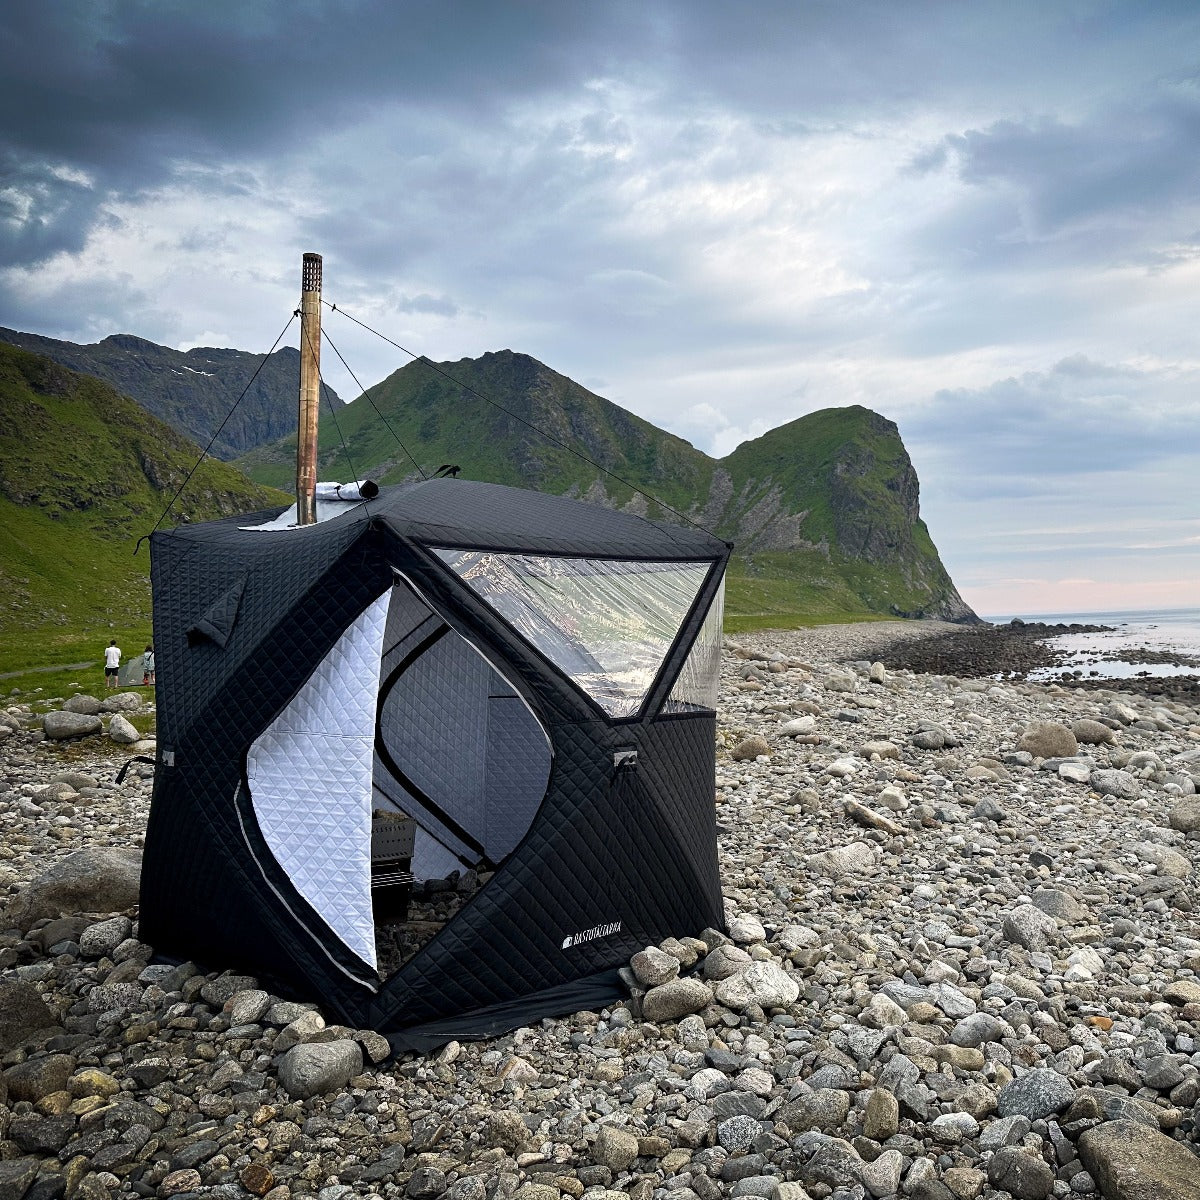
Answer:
(179, 478, 728, 561)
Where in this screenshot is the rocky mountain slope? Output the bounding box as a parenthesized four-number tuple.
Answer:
(0, 327, 341, 460)
(0, 343, 287, 670)
(238, 351, 976, 623)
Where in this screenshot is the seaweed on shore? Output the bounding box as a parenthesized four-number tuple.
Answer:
(864, 620, 1200, 705)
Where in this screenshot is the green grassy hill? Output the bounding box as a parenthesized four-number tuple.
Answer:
(239, 351, 975, 625)
(0, 327, 341, 460)
(0, 344, 288, 673)
(237, 350, 716, 514)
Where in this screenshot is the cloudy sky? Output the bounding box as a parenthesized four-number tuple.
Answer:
(2, 1, 1198, 617)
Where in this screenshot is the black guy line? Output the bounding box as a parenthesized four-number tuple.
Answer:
(323, 298, 717, 537)
(135, 312, 297, 555)
(322, 326, 427, 481)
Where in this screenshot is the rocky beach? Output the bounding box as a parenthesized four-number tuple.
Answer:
(1, 619, 1198, 1200)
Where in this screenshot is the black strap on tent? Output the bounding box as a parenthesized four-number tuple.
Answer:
(115, 755, 157, 784)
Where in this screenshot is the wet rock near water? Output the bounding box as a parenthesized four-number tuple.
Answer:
(0, 621, 1198, 1200)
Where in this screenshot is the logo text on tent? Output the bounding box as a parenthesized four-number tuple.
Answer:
(561, 922, 622, 950)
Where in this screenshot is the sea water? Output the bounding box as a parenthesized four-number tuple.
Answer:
(982, 607, 1200, 681)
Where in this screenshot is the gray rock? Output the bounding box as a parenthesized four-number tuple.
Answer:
(631, 946, 680, 986)
(950, 1011, 1013, 1048)
(730, 1178, 777, 1199)
(407, 1168, 447, 1199)
(1169, 796, 1200, 834)
(716, 1114, 763, 1152)
(863, 1087, 899, 1141)
(87, 982, 144, 1013)
(0, 1158, 40, 1200)
(1072, 719, 1115, 745)
(1031, 887, 1088, 922)
(807, 841, 877, 878)
(62, 695, 102, 715)
(930, 1112, 979, 1144)
(42, 711, 101, 740)
(0, 980, 61, 1052)
(702, 943, 753, 980)
(997, 1068, 1075, 1120)
(593, 1124, 639, 1172)
(1079, 1118, 1200, 1200)
(1091, 768, 1141, 800)
(277, 1039, 363, 1099)
(780, 1089, 850, 1133)
(714, 961, 798, 1010)
(986, 1147, 1055, 1200)
(486, 1110, 531, 1152)
(1134, 841, 1191, 878)
(912, 730, 946, 750)
(1018, 722, 1078, 759)
(226, 989, 272, 1026)
(3, 846, 142, 932)
(106, 713, 140, 744)
(727, 914, 767, 944)
(980, 1113, 1031, 1150)
(78, 915, 133, 958)
(712, 1092, 768, 1121)
(859, 1150, 903, 1199)
(1002, 903, 1058, 951)
(642, 977, 713, 1022)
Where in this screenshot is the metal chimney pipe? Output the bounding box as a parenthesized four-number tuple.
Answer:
(296, 252, 322, 526)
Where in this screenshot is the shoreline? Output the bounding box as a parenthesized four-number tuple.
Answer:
(0, 621, 1197, 1200)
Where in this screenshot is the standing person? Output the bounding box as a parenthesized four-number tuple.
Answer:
(104, 639, 121, 689)
(143, 644, 155, 687)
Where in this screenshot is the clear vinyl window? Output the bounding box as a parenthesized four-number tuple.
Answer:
(433, 549, 713, 718)
(666, 577, 724, 713)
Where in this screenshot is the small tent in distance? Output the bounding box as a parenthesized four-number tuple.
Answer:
(141, 478, 730, 1051)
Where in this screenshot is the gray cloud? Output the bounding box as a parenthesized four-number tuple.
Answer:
(4, 1, 1200, 613)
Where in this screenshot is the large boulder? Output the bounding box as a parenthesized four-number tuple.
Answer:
(106, 714, 140, 745)
(1091, 769, 1141, 800)
(0, 981, 61, 1053)
(1169, 797, 1200, 834)
(277, 1040, 363, 1099)
(1071, 718, 1115, 745)
(997, 1068, 1075, 1121)
(42, 711, 101, 740)
(642, 977, 713, 1022)
(1079, 1119, 1200, 1200)
(1002, 905, 1058, 951)
(3, 847, 142, 932)
(807, 842, 877, 879)
(1017, 722, 1078, 759)
(714, 961, 800, 1011)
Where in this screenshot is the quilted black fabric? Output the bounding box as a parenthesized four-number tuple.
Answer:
(142, 479, 729, 1045)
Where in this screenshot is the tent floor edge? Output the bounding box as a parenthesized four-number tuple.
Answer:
(381, 967, 627, 1057)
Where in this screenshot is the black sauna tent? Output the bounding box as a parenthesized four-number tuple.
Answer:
(141, 478, 730, 1051)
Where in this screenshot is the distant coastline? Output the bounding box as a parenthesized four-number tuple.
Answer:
(983, 607, 1200, 683)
